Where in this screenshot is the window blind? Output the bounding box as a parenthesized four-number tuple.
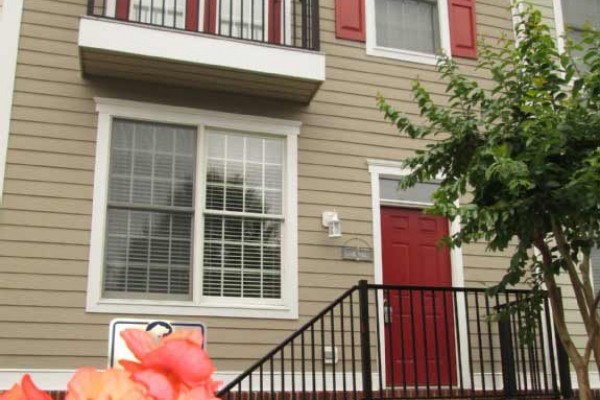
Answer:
(203, 131, 283, 299)
(375, 0, 440, 54)
(103, 119, 196, 300)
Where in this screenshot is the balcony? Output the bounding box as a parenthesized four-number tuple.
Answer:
(79, 0, 325, 103)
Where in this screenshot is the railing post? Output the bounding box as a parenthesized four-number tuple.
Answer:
(498, 313, 517, 398)
(554, 289, 573, 399)
(300, 0, 307, 49)
(311, 0, 320, 50)
(358, 280, 373, 400)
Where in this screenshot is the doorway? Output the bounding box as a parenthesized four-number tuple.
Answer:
(380, 206, 457, 386)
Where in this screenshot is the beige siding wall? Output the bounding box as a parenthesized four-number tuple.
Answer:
(0, 0, 585, 374)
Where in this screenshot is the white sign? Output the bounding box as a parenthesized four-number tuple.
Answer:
(108, 319, 206, 368)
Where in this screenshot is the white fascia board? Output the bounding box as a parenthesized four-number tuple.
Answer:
(0, 0, 24, 203)
(78, 17, 326, 83)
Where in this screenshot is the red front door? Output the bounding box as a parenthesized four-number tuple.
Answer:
(381, 207, 457, 387)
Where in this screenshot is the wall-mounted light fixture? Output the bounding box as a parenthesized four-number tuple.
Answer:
(322, 211, 342, 238)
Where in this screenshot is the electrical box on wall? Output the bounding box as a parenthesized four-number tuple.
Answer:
(323, 346, 338, 365)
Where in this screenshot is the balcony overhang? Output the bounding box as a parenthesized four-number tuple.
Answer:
(78, 17, 325, 103)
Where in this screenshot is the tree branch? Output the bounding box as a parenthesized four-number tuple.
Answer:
(584, 290, 600, 364)
(544, 273, 584, 366)
(551, 219, 592, 329)
(580, 252, 597, 312)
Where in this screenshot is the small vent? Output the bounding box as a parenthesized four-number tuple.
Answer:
(323, 346, 338, 365)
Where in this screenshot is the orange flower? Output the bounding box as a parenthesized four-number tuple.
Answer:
(120, 329, 221, 400)
(65, 368, 151, 400)
(0, 375, 52, 400)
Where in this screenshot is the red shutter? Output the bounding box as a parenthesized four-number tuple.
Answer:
(186, 0, 200, 31)
(448, 0, 477, 59)
(115, 0, 130, 20)
(268, 0, 282, 44)
(335, 0, 365, 42)
(203, 0, 217, 33)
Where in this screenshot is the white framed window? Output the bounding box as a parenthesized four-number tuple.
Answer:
(128, 0, 187, 29)
(365, 0, 451, 65)
(554, 0, 600, 54)
(87, 98, 299, 319)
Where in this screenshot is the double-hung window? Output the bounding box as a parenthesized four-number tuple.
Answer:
(366, 0, 451, 64)
(556, 0, 600, 57)
(88, 98, 299, 319)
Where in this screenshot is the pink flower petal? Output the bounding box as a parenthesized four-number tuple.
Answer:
(20, 375, 51, 400)
(141, 340, 215, 387)
(121, 329, 158, 360)
(119, 360, 144, 373)
(132, 370, 176, 400)
(66, 368, 151, 400)
(177, 385, 220, 400)
(162, 330, 204, 348)
(0, 383, 23, 400)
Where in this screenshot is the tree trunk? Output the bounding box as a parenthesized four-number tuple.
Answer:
(575, 363, 593, 400)
(593, 341, 600, 379)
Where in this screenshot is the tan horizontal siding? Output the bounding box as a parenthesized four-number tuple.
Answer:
(2, 0, 584, 379)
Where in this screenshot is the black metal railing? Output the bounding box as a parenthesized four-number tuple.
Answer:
(218, 280, 572, 400)
(87, 0, 320, 50)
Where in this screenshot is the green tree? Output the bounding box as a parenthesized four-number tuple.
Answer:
(377, 4, 600, 399)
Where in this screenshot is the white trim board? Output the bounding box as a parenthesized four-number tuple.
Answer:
(553, 0, 566, 54)
(78, 17, 326, 83)
(0, 370, 382, 392)
(367, 159, 469, 389)
(87, 98, 299, 319)
(4, 369, 594, 392)
(0, 0, 24, 203)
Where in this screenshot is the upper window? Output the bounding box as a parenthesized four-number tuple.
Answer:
(556, 0, 600, 56)
(375, 0, 441, 54)
(562, 0, 600, 41)
(366, 0, 451, 64)
(337, 0, 477, 60)
(106, 0, 289, 45)
(88, 98, 300, 319)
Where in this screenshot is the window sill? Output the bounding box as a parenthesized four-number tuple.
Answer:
(87, 298, 298, 320)
(366, 45, 440, 65)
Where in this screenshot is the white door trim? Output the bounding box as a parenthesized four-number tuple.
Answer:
(367, 159, 470, 389)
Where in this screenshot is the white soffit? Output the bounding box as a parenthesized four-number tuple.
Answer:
(78, 17, 326, 83)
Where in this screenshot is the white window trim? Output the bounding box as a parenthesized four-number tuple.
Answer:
(365, 0, 452, 65)
(87, 98, 300, 319)
(0, 0, 24, 203)
(553, 0, 567, 53)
